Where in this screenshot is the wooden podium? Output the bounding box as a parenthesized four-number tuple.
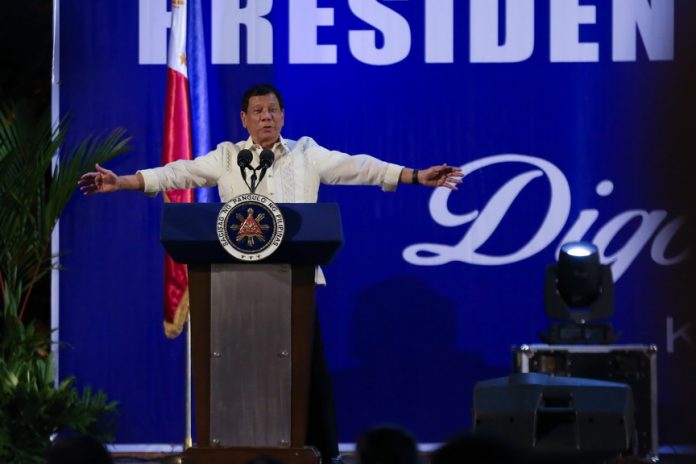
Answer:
(161, 203, 343, 464)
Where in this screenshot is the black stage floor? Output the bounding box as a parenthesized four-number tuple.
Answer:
(110, 452, 696, 464)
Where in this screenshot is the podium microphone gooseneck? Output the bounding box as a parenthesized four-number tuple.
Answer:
(238, 148, 274, 193)
(257, 149, 275, 187)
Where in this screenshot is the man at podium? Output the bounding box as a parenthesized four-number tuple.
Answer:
(80, 83, 462, 463)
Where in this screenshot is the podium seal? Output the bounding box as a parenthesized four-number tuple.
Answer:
(216, 194, 285, 261)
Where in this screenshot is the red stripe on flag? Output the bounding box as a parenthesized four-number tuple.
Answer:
(163, 68, 194, 204)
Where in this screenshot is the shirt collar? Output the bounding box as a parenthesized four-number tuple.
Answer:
(243, 135, 289, 155)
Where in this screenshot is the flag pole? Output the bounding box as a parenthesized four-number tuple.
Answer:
(185, 312, 193, 449)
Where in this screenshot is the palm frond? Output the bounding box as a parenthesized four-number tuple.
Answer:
(0, 103, 131, 317)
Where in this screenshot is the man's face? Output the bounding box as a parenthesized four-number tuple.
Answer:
(241, 93, 285, 149)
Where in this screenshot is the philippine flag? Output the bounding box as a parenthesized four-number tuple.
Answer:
(162, 0, 193, 339)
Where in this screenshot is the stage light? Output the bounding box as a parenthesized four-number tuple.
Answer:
(541, 241, 620, 344)
(564, 244, 593, 257)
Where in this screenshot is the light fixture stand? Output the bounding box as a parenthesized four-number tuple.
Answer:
(540, 321, 620, 344)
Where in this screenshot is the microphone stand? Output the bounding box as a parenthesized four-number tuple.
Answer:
(249, 168, 258, 193)
(242, 165, 265, 194)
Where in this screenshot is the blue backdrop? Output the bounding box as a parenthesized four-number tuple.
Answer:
(58, 0, 695, 448)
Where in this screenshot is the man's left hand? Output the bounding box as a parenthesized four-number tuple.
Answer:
(419, 164, 463, 190)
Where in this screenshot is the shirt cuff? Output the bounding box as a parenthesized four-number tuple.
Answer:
(381, 163, 404, 192)
(137, 169, 160, 197)
(315, 266, 327, 286)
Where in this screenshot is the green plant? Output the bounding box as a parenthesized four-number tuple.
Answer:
(0, 103, 129, 463)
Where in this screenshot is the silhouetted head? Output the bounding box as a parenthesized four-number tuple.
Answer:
(431, 433, 521, 464)
(46, 435, 113, 464)
(357, 424, 418, 464)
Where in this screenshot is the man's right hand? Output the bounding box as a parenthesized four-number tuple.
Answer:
(79, 164, 144, 195)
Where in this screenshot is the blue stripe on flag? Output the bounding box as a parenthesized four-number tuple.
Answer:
(187, 0, 218, 203)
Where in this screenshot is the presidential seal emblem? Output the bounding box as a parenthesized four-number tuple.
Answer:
(216, 194, 285, 261)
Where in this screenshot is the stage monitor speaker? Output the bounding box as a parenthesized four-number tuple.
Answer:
(473, 373, 635, 461)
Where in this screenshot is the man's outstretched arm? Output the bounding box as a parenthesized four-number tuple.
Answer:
(79, 163, 144, 195)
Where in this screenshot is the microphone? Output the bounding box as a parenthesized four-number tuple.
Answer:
(237, 149, 252, 187)
(257, 149, 275, 187)
(237, 149, 252, 169)
(259, 149, 275, 169)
